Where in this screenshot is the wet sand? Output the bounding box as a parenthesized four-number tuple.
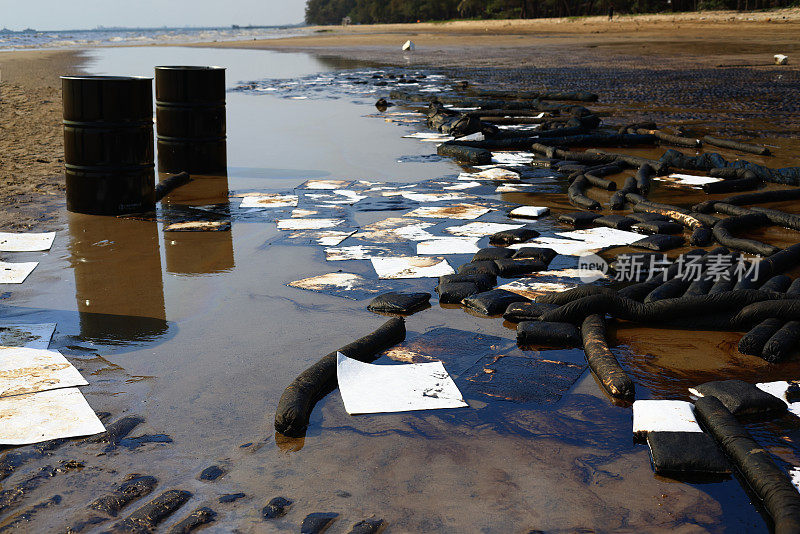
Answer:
(206, 9, 800, 69)
(1, 15, 800, 532)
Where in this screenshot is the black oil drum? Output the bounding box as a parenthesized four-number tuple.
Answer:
(62, 76, 155, 215)
(155, 66, 226, 174)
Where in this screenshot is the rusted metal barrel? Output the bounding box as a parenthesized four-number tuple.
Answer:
(155, 66, 226, 174)
(62, 76, 155, 215)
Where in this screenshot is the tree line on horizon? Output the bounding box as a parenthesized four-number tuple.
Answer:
(305, 0, 794, 24)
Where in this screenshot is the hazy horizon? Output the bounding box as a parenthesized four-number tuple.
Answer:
(0, 0, 306, 31)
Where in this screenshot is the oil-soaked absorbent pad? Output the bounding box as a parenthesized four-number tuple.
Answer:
(444, 222, 524, 238)
(239, 194, 299, 208)
(371, 256, 454, 279)
(646, 431, 731, 476)
(276, 218, 346, 230)
(163, 221, 230, 232)
(757, 381, 800, 417)
(632, 400, 703, 438)
(458, 168, 520, 181)
(462, 355, 585, 404)
(325, 245, 401, 261)
(0, 262, 38, 284)
(509, 206, 549, 219)
(0, 387, 104, 445)
(0, 347, 87, 398)
(336, 352, 468, 415)
(286, 230, 356, 246)
(0, 323, 56, 349)
(298, 179, 355, 190)
(0, 232, 56, 252)
(416, 238, 480, 255)
(403, 204, 493, 220)
(288, 272, 397, 300)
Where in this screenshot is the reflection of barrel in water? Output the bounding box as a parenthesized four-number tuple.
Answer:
(68, 212, 168, 343)
(164, 226, 235, 276)
(160, 170, 235, 276)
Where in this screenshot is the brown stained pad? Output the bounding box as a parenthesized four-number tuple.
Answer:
(0, 362, 72, 395)
(403, 203, 493, 220)
(381, 327, 517, 374)
(162, 221, 230, 232)
(352, 217, 435, 243)
(0, 329, 41, 347)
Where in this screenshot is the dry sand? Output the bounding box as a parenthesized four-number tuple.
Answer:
(205, 8, 800, 69)
(0, 49, 84, 230)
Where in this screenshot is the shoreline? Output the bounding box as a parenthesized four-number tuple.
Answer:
(1, 7, 799, 231)
(198, 8, 800, 69)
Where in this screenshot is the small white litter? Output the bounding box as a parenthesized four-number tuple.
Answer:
(509, 206, 549, 219)
(0, 347, 87, 398)
(324, 245, 397, 261)
(416, 237, 480, 255)
(0, 232, 56, 252)
(239, 194, 298, 208)
(276, 218, 346, 231)
(403, 204, 493, 220)
(632, 399, 703, 438)
(371, 256, 454, 279)
(0, 323, 56, 349)
(655, 174, 721, 188)
(444, 222, 524, 237)
(286, 230, 356, 246)
(775, 54, 789, 65)
(0, 387, 105, 445)
(336, 352, 467, 415)
(402, 40, 415, 51)
(0, 262, 38, 284)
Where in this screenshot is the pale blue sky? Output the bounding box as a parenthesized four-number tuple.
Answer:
(0, 0, 306, 30)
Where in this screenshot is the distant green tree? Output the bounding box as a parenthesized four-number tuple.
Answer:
(305, 0, 794, 24)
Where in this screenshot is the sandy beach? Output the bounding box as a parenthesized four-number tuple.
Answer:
(0, 49, 84, 230)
